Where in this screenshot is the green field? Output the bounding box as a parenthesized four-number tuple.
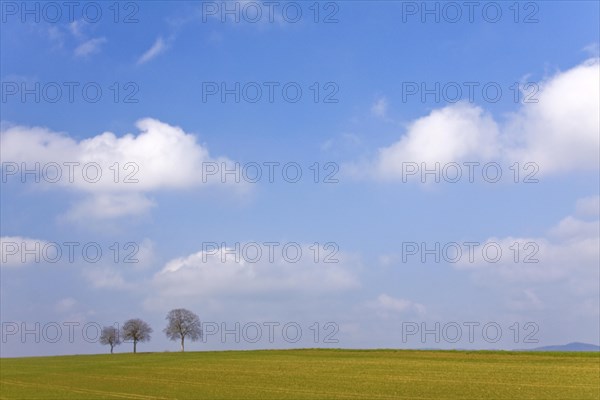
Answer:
(1, 349, 598, 399)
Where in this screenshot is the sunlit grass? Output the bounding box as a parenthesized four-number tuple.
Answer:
(1, 349, 598, 399)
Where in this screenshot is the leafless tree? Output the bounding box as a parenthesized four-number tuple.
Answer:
(164, 308, 202, 352)
(122, 318, 152, 353)
(99, 326, 121, 354)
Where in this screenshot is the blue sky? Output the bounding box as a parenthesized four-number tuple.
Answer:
(1, 1, 599, 356)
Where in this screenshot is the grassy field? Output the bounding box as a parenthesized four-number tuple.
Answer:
(1, 349, 598, 399)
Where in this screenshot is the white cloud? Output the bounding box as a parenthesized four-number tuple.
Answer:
(148, 243, 361, 308)
(69, 20, 85, 38)
(42, 20, 107, 58)
(131, 238, 156, 269)
(371, 197, 599, 317)
(1, 118, 242, 219)
(371, 97, 388, 118)
(368, 294, 426, 318)
(504, 58, 600, 173)
(376, 103, 501, 177)
(454, 202, 599, 298)
(583, 43, 599, 57)
(0, 236, 47, 267)
(362, 58, 600, 180)
(455, 231, 598, 288)
(74, 37, 107, 57)
(137, 37, 167, 64)
(548, 216, 599, 241)
(507, 289, 544, 311)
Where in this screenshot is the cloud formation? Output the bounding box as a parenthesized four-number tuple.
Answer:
(137, 37, 168, 64)
(452, 199, 599, 314)
(74, 37, 107, 57)
(148, 243, 361, 309)
(0, 236, 47, 267)
(1, 119, 240, 219)
(367, 294, 426, 318)
(363, 59, 599, 180)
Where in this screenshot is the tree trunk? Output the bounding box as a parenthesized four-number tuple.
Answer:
(181, 336, 185, 352)
(133, 340, 137, 354)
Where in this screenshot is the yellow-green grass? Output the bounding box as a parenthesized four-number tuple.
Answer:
(1, 349, 598, 399)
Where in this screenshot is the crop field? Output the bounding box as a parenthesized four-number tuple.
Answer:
(1, 349, 598, 399)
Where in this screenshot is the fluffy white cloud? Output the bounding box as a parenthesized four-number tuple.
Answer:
(367, 58, 599, 180)
(377, 103, 501, 174)
(2, 118, 222, 190)
(1, 118, 241, 218)
(148, 243, 361, 308)
(504, 58, 600, 173)
(454, 201, 599, 300)
(371, 197, 598, 317)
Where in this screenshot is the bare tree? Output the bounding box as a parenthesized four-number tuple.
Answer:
(99, 326, 121, 354)
(122, 318, 152, 354)
(164, 308, 202, 352)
